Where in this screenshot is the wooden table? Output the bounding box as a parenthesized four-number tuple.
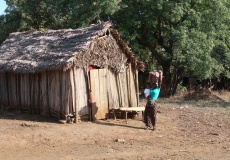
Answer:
(110, 107, 145, 123)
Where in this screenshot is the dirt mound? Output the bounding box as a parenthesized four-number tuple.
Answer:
(183, 89, 225, 101)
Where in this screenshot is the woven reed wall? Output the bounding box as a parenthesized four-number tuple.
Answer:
(0, 64, 138, 120)
(0, 68, 88, 119)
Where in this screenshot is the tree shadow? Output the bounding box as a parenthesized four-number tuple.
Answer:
(0, 110, 59, 124)
(92, 119, 144, 130)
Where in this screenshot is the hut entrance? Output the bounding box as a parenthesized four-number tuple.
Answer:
(89, 68, 108, 120)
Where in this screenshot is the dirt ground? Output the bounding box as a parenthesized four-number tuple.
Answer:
(0, 91, 230, 160)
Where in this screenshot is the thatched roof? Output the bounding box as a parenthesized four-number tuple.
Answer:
(0, 21, 144, 73)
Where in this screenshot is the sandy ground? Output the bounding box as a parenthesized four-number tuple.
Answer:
(0, 96, 230, 160)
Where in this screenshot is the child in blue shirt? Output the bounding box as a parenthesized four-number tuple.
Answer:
(144, 70, 163, 131)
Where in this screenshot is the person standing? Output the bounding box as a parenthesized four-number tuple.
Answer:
(144, 70, 163, 131)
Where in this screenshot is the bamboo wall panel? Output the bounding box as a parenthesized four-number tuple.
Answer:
(135, 70, 139, 106)
(29, 74, 35, 114)
(22, 74, 30, 111)
(6, 73, 18, 108)
(69, 69, 75, 114)
(40, 72, 48, 116)
(55, 71, 61, 118)
(47, 71, 54, 116)
(127, 65, 138, 107)
(0, 73, 8, 109)
(49, 71, 62, 117)
(0, 64, 139, 119)
(26, 74, 31, 111)
(34, 74, 40, 114)
(90, 69, 100, 120)
(107, 70, 120, 109)
(0, 69, 88, 119)
(61, 70, 67, 116)
(0, 73, 3, 108)
(117, 72, 129, 108)
(98, 69, 108, 119)
(90, 68, 109, 120)
(73, 67, 78, 117)
(61, 70, 71, 117)
(74, 67, 88, 116)
(8, 74, 18, 108)
(133, 69, 138, 107)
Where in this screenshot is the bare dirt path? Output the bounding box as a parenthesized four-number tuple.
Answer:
(0, 99, 230, 160)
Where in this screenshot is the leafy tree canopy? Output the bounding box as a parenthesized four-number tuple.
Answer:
(0, 0, 229, 95)
(111, 0, 230, 95)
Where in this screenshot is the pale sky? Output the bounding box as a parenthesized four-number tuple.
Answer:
(0, 0, 7, 15)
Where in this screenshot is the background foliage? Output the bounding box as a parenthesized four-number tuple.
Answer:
(0, 0, 229, 96)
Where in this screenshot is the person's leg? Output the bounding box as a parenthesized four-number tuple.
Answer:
(151, 103, 157, 130)
(144, 107, 153, 130)
(144, 109, 148, 128)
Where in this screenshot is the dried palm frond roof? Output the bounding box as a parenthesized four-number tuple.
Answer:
(0, 21, 144, 73)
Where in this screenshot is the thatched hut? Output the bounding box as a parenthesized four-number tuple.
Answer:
(0, 22, 144, 122)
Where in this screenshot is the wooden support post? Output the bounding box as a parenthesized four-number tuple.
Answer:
(125, 111, 128, 123)
(113, 110, 116, 120)
(75, 112, 78, 124)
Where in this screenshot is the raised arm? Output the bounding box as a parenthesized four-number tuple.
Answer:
(148, 72, 153, 82)
(158, 70, 163, 87)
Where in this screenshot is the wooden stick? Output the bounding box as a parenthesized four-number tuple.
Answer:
(135, 69, 139, 106)
(125, 111, 128, 123)
(128, 63, 132, 107)
(86, 65, 92, 121)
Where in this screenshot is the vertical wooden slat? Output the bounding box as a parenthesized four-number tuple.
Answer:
(135, 70, 139, 107)
(118, 71, 129, 107)
(5, 73, 10, 107)
(72, 67, 78, 123)
(61, 70, 70, 117)
(0, 72, 7, 110)
(46, 71, 50, 116)
(128, 63, 132, 107)
(90, 68, 109, 120)
(40, 72, 47, 116)
(66, 70, 71, 117)
(30, 74, 34, 114)
(132, 69, 138, 107)
(81, 68, 89, 115)
(128, 65, 138, 107)
(20, 74, 25, 110)
(98, 69, 108, 119)
(58, 71, 62, 119)
(55, 71, 61, 119)
(107, 69, 119, 109)
(69, 68, 75, 120)
(90, 69, 99, 120)
(35, 73, 41, 114)
(20, 73, 28, 112)
(16, 74, 21, 110)
(85, 66, 92, 120)
(61, 70, 66, 117)
(75, 68, 89, 117)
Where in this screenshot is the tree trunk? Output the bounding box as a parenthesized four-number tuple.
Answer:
(160, 65, 183, 97)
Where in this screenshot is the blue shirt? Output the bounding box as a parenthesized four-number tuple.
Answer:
(150, 87, 160, 100)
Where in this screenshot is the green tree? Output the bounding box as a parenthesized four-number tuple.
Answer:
(0, 9, 21, 44)
(112, 0, 230, 96)
(1, 0, 229, 95)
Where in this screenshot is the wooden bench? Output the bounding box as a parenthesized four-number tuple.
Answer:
(110, 107, 145, 123)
